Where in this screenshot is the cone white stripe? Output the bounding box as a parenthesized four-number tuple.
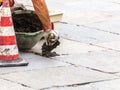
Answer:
(1, 7, 11, 17)
(0, 26, 15, 36)
(0, 45, 19, 55)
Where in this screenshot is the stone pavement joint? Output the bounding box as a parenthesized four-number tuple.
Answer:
(0, 66, 117, 89)
(0, 77, 35, 90)
(41, 78, 120, 90)
(60, 22, 120, 35)
(84, 66, 119, 74)
(51, 57, 78, 67)
(56, 38, 120, 53)
(52, 56, 119, 74)
(89, 43, 120, 52)
(81, 25, 120, 35)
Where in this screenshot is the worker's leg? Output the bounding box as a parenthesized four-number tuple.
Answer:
(31, 0, 51, 31)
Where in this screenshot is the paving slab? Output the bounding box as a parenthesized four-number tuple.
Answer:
(85, 20, 120, 35)
(54, 39, 106, 54)
(96, 41, 120, 51)
(52, 50, 120, 73)
(0, 66, 117, 90)
(0, 53, 69, 74)
(45, 79, 120, 90)
(58, 23, 120, 43)
(0, 78, 35, 90)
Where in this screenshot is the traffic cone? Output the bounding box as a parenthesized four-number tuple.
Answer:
(0, 0, 28, 67)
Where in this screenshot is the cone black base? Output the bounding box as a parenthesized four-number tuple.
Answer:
(0, 58, 29, 67)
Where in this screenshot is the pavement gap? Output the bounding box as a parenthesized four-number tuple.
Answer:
(81, 25, 120, 35)
(40, 78, 120, 90)
(60, 21, 120, 35)
(51, 56, 119, 74)
(84, 66, 119, 74)
(57, 37, 120, 53)
(50, 58, 78, 67)
(0, 77, 35, 90)
(89, 43, 120, 52)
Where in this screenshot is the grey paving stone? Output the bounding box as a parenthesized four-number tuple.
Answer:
(54, 39, 105, 54)
(52, 50, 120, 73)
(0, 78, 35, 90)
(45, 79, 120, 90)
(0, 66, 117, 89)
(96, 41, 120, 51)
(59, 23, 120, 43)
(85, 20, 120, 35)
(0, 53, 69, 74)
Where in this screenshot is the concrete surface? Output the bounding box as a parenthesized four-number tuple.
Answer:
(0, 66, 117, 89)
(1, 0, 120, 90)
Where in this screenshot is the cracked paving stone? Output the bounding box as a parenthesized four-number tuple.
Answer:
(52, 50, 120, 73)
(0, 66, 118, 89)
(0, 78, 35, 90)
(44, 79, 120, 90)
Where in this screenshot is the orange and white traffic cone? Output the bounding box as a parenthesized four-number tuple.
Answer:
(0, 0, 28, 67)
